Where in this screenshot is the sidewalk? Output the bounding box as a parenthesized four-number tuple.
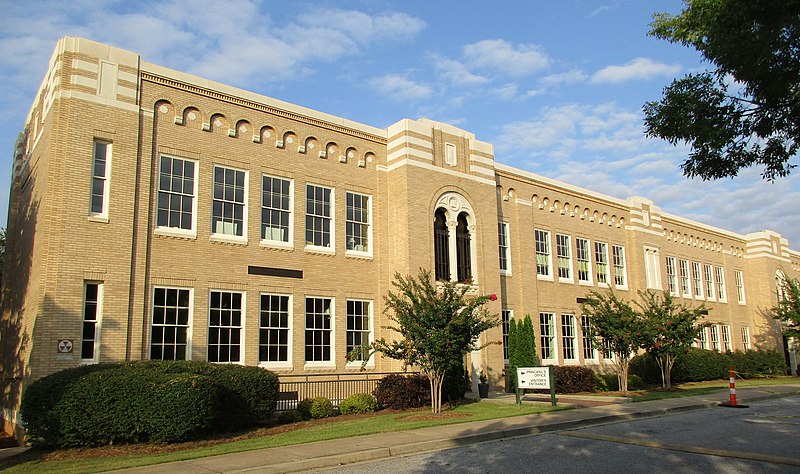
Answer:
(111, 384, 800, 474)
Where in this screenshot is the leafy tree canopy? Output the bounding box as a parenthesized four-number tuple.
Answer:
(644, 0, 800, 180)
(766, 276, 800, 338)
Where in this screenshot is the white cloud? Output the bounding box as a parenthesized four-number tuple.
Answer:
(540, 69, 588, 87)
(296, 9, 426, 44)
(591, 57, 681, 84)
(463, 39, 550, 77)
(432, 56, 490, 87)
(369, 74, 432, 102)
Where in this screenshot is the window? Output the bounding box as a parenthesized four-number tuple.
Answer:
(539, 312, 556, 361)
(594, 242, 609, 286)
(434, 209, 450, 280)
(715, 266, 727, 302)
(305, 297, 333, 363)
(212, 165, 247, 238)
(710, 325, 720, 351)
(259, 294, 290, 365)
(741, 326, 751, 350)
(581, 315, 597, 361)
(556, 234, 572, 281)
(679, 259, 691, 297)
(576, 238, 592, 284)
(81, 282, 102, 362)
(208, 291, 243, 363)
(346, 192, 371, 253)
(721, 324, 732, 351)
(665, 257, 678, 295)
(535, 229, 551, 278)
(151, 287, 191, 360)
(89, 140, 110, 217)
(735, 270, 745, 304)
(704, 264, 715, 300)
(306, 184, 333, 249)
(346, 300, 372, 363)
(156, 155, 196, 233)
(502, 309, 512, 361)
(612, 245, 626, 288)
(498, 222, 511, 274)
(561, 314, 576, 361)
(644, 246, 661, 289)
(261, 175, 292, 244)
(692, 262, 704, 299)
(697, 326, 708, 349)
(602, 339, 614, 360)
(456, 213, 472, 282)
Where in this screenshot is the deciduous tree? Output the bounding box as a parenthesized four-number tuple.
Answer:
(355, 269, 498, 414)
(765, 276, 800, 338)
(644, 0, 800, 180)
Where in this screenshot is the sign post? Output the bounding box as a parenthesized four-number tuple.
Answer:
(516, 366, 557, 406)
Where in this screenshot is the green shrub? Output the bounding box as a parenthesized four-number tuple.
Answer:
(20, 360, 279, 447)
(629, 353, 662, 385)
(553, 366, 596, 393)
(374, 374, 431, 410)
(297, 397, 334, 419)
(673, 348, 731, 382)
(442, 364, 468, 402)
(594, 373, 609, 392)
(628, 374, 646, 390)
(277, 410, 302, 424)
(730, 350, 787, 378)
(339, 393, 378, 415)
(599, 373, 645, 391)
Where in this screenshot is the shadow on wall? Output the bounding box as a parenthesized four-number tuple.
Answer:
(0, 169, 39, 436)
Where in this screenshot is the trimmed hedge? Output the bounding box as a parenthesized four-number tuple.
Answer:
(598, 373, 646, 391)
(339, 393, 378, 415)
(297, 397, 335, 419)
(554, 366, 597, 393)
(629, 348, 788, 384)
(20, 360, 279, 447)
(374, 374, 431, 410)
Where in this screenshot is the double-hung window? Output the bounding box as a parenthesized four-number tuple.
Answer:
(156, 155, 197, 235)
(721, 324, 732, 351)
(305, 297, 333, 364)
(89, 140, 111, 219)
(692, 262, 704, 299)
(735, 270, 746, 304)
(679, 259, 691, 297)
(212, 165, 247, 239)
(535, 229, 551, 278)
(346, 192, 371, 254)
(561, 314, 576, 361)
(665, 257, 678, 295)
(715, 266, 727, 302)
(710, 325, 720, 351)
(539, 312, 556, 362)
(306, 184, 333, 250)
(741, 326, 751, 350)
(81, 282, 102, 363)
(556, 234, 572, 281)
(261, 175, 292, 245)
(581, 315, 597, 361)
(594, 242, 609, 286)
(346, 300, 372, 363)
(704, 264, 715, 300)
(208, 291, 243, 363)
(612, 245, 626, 288)
(498, 222, 511, 275)
(576, 238, 592, 284)
(151, 287, 191, 360)
(502, 309, 512, 361)
(259, 294, 291, 366)
(697, 326, 708, 349)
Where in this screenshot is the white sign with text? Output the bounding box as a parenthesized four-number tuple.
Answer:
(517, 367, 550, 389)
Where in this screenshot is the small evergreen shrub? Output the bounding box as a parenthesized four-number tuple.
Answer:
(553, 366, 596, 393)
(673, 348, 731, 382)
(628, 374, 646, 390)
(338, 393, 378, 415)
(599, 373, 645, 391)
(594, 373, 609, 392)
(296, 397, 334, 419)
(373, 374, 431, 410)
(730, 350, 787, 378)
(442, 364, 468, 402)
(629, 353, 662, 385)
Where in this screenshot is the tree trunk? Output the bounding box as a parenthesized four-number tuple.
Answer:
(664, 356, 674, 390)
(656, 356, 666, 388)
(618, 357, 630, 392)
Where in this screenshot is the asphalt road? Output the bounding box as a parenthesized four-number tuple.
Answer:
(318, 396, 800, 473)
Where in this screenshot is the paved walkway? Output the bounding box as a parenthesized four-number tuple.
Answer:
(106, 384, 800, 474)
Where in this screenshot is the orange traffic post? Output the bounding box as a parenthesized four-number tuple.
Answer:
(720, 364, 749, 408)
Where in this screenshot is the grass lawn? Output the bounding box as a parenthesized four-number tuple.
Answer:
(0, 401, 563, 474)
(630, 376, 800, 402)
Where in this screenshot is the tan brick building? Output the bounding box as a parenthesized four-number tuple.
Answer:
(3, 37, 799, 433)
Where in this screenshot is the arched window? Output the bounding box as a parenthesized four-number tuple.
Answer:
(776, 270, 788, 301)
(434, 209, 450, 281)
(456, 212, 472, 282)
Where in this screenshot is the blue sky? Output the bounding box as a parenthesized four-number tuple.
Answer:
(1, 0, 798, 246)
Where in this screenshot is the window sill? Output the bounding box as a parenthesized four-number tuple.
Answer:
(260, 240, 294, 251)
(305, 246, 335, 256)
(578, 281, 594, 286)
(210, 234, 248, 245)
(616, 286, 630, 291)
(500, 270, 512, 277)
(303, 363, 336, 371)
(558, 278, 574, 284)
(346, 361, 374, 370)
(537, 275, 554, 282)
(259, 362, 293, 371)
(598, 283, 610, 289)
(87, 214, 108, 223)
(154, 227, 197, 240)
(345, 250, 373, 260)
